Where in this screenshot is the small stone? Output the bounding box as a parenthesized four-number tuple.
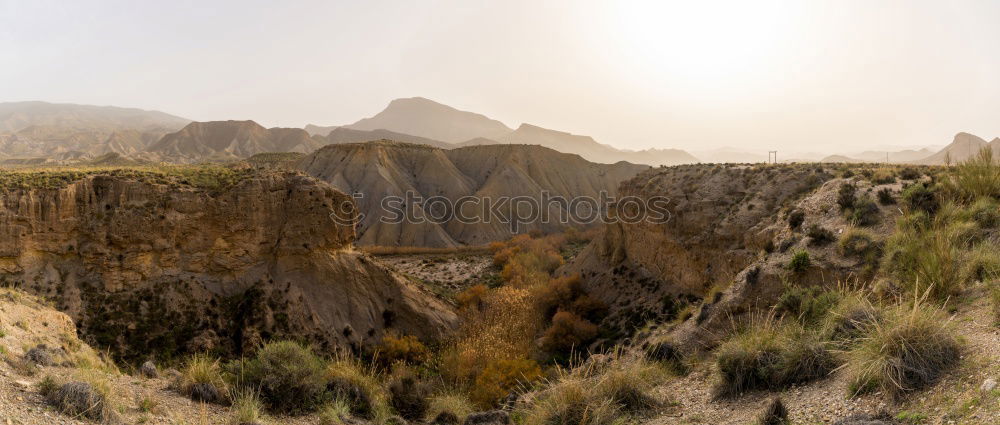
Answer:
(981, 378, 997, 392)
(139, 360, 158, 378)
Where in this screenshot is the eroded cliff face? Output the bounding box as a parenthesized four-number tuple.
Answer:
(0, 172, 457, 361)
(565, 164, 838, 336)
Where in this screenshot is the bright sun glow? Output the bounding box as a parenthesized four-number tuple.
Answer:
(607, 1, 803, 95)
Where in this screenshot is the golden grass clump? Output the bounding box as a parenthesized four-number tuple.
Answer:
(325, 358, 390, 422)
(846, 300, 962, 396)
(425, 393, 476, 424)
(713, 319, 837, 397)
(520, 357, 666, 425)
(177, 353, 229, 404)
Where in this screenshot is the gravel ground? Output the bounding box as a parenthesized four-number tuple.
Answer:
(647, 285, 999, 425)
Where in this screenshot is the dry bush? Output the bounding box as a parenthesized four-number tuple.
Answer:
(229, 387, 265, 425)
(848, 196, 881, 226)
(471, 358, 543, 408)
(442, 285, 541, 386)
(177, 353, 228, 405)
(455, 284, 488, 311)
(821, 294, 881, 343)
(376, 333, 430, 366)
(387, 367, 430, 421)
(847, 301, 961, 396)
(425, 393, 475, 424)
(775, 286, 840, 325)
(757, 397, 790, 425)
(447, 231, 598, 407)
(318, 399, 351, 425)
(520, 357, 664, 425)
(714, 321, 836, 397)
(539, 311, 598, 355)
(326, 359, 390, 421)
(231, 340, 328, 414)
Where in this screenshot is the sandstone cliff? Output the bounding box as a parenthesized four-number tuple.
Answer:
(0, 170, 456, 361)
(566, 163, 915, 351)
(565, 165, 834, 339)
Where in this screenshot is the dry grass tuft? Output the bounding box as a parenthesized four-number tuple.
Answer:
(520, 357, 666, 425)
(846, 300, 962, 397)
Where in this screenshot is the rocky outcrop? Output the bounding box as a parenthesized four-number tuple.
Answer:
(0, 171, 456, 361)
(564, 164, 856, 342)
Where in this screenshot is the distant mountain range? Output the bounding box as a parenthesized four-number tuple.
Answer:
(307, 97, 698, 166)
(0, 101, 189, 159)
(1, 99, 995, 168)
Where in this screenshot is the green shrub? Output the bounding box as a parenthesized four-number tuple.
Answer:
(902, 183, 939, 215)
(318, 400, 351, 425)
(837, 183, 858, 211)
(968, 198, 1000, 229)
(787, 210, 805, 230)
(847, 302, 961, 396)
(871, 168, 896, 185)
(961, 244, 1000, 283)
(388, 368, 430, 421)
(806, 225, 835, 246)
(821, 295, 881, 343)
(757, 397, 790, 425)
(849, 196, 880, 226)
(876, 188, 896, 205)
(714, 322, 836, 397)
(881, 213, 968, 299)
(899, 167, 921, 180)
(776, 287, 840, 325)
(953, 147, 1000, 200)
(787, 251, 811, 273)
(232, 340, 328, 414)
(229, 388, 265, 425)
(838, 229, 881, 262)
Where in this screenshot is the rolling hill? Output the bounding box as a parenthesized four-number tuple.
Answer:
(295, 140, 649, 247)
(145, 120, 324, 163)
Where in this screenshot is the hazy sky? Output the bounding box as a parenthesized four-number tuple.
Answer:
(2, 0, 998, 154)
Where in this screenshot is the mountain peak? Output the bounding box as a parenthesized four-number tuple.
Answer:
(346, 98, 512, 143)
